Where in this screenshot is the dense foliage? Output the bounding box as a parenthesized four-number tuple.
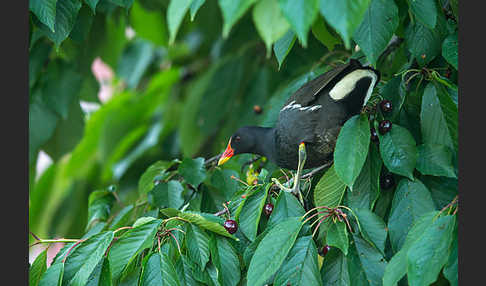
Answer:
(29, 0, 458, 285)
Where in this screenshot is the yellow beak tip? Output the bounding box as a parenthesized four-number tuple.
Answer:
(218, 157, 230, 166)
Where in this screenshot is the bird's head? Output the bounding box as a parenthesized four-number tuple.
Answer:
(218, 127, 257, 166)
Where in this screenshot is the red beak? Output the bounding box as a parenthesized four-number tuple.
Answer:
(218, 139, 234, 165)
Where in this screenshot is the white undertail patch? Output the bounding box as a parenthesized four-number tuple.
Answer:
(328, 69, 378, 106)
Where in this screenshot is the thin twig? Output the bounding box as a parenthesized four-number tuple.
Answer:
(214, 209, 228, 217)
(204, 153, 222, 167)
(301, 161, 333, 180)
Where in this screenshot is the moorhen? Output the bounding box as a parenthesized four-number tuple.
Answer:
(218, 59, 380, 195)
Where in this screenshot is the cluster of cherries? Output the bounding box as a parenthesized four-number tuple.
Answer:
(370, 99, 393, 142)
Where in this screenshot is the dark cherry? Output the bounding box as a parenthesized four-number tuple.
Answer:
(378, 120, 392, 134)
(380, 173, 395, 190)
(370, 127, 379, 142)
(320, 245, 331, 256)
(263, 203, 274, 216)
(223, 219, 238, 234)
(380, 100, 393, 113)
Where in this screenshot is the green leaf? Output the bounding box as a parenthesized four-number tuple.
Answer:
(42, 100, 85, 161)
(243, 228, 269, 267)
(85, 0, 100, 13)
(190, 0, 206, 21)
(378, 124, 417, 180)
(313, 165, 347, 209)
(39, 262, 64, 286)
(320, 247, 350, 286)
(387, 178, 436, 252)
(354, 208, 387, 254)
(108, 0, 134, 8)
(108, 219, 162, 281)
(380, 76, 406, 121)
(29, 92, 59, 163)
(177, 256, 204, 286)
(348, 144, 382, 210)
(239, 185, 268, 241)
(108, 205, 135, 230)
(334, 114, 370, 187)
(133, 217, 156, 228)
(319, 0, 371, 49)
(353, 0, 399, 65)
(138, 160, 179, 195)
(247, 217, 303, 286)
(443, 230, 458, 286)
(252, 0, 290, 56)
(209, 169, 240, 201)
(278, 0, 318, 47)
(178, 157, 207, 187)
(274, 235, 322, 286)
(117, 39, 155, 89)
(140, 252, 180, 286)
(160, 209, 238, 240)
(69, 5, 94, 43)
(148, 180, 185, 209)
(405, 20, 443, 66)
(416, 144, 456, 178)
(85, 258, 112, 286)
(30, 249, 48, 286)
(346, 243, 369, 285)
(311, 16, 340, 51)
(408, 0, 437, 29)
(383, 211, 439, 286)
(41, 61, 83, 120)
(131, 1, 168, 46)
(421, 176, 457, 210)
(210, 235, 241, 286)
(267, 190, 305, 229)
(63, 231, 114, 286)
(39, 0, 82, 47)
(432, 81, 458, 153)
(29, 0, 57, 32)
(185, 224, 210, 271)
(326, 221, 349, 255)
(218, 0, 258, 37)
(442, 32, 458, 70)
(273, 30, 296, 70)
(29, 40, 51, 88)
(407, 215, 455, 286)
(352, 234, 387, 286)
(420, 83, 454, 151)
(87, 190, 116, 229)
(167, 0, 192, 44)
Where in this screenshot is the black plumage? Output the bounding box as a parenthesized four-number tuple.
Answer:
(218, 59, 380, 170)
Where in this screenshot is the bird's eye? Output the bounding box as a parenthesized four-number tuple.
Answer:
(235, 136, 241, 142)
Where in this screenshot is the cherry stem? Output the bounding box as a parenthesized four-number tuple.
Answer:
(310, 213, 332, 228)
(62, 239, 87, 263)
(302, 206, 332, 218)
(113, 226, 133, 234)
(168, 232, 182, 255)
(230, 175, 249, 187)
(302, 211, 329, 225)
(312, 215, 329, 238)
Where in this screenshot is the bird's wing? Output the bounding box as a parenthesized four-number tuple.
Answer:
(282, 59, 362, 107)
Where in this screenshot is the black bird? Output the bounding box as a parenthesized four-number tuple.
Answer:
(218, 59, 380, 194)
